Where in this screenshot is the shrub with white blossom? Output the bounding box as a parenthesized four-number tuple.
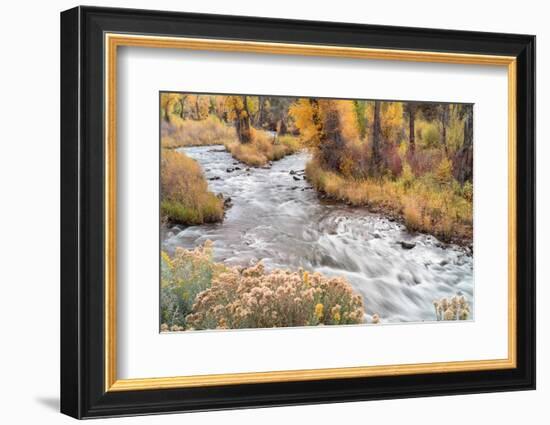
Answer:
(186, 262, 365, 330)
(160, 242, 366, 331)
(433, 295, 471, 321)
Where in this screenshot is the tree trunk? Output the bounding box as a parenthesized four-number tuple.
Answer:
(235, 96, 252, 144)
(257, 96, 265, 128)
(320, 101, 345, 171)
(179, 97, 186, 119)
(163, 104, 171, 123)
(309, 99, 324, 146)
(194, 97, 200, 120)
(453, 106, 473, 183)
(278, 118, 288, 135)
(371, 100, 382, 174)
(440, 104, 449, 155)
(464, 107, 473, 148)
(408, 103, 416, 154)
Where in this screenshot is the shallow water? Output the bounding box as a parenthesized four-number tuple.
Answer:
(162, 146, 473, 323)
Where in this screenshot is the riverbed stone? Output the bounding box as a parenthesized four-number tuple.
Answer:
(400, 241, 416, 249)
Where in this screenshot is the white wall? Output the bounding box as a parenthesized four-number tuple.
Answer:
(0, 0, 545, 423)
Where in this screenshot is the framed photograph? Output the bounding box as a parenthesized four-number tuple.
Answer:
(60, 6, 535, 419)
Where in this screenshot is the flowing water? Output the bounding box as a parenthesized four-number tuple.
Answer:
(162, 146, 473, 323)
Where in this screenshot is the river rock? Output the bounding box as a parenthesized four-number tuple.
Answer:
(234, 166, 241, 170)
(289, 170, 296, 175)
(209, 176, 221, 181)
(400, 241, 416, 250)
(226, 167, 234, 173)
(293, 176, 300, 181)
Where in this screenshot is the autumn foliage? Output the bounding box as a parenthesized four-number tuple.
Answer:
(160, 92, 473, 243)
(161, 92, 301, 166)
(159, 93, 474, 332)
(160, 150, 223, 225)
(289, 98, 473, 244)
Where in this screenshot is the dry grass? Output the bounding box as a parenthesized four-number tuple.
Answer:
(161, 116, 237, 148)
(160, 149, 224, 225)
(161, 113, 301, 166)
(306, 157, 472, 244)
(225, 129, 301, 166)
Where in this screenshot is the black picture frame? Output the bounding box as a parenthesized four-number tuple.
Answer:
(61, 5, 536, 419)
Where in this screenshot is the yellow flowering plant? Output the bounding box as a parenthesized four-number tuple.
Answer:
(186, 261, 365, 330)
(161, 242, 366, 331)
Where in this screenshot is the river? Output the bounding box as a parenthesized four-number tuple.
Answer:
(162, 146, 474, 323)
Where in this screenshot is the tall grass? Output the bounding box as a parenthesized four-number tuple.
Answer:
(161, 149, 224, 225)
(225, 129, 302, 166)
(306, 157, 472, 243)
(161, 116, 237, 148)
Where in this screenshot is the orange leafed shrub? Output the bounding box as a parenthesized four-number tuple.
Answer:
(289, 98, 360, 149)
(225, 129, 301, 166)
(288, 98, 319, 147)
(305, 157, 472, 243)
(160, 150, 224, 225)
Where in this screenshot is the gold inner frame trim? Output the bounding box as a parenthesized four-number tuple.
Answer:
(104, 33, 517, 392)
